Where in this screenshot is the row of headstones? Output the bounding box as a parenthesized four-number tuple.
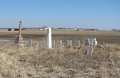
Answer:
(28, 38, 97, 48)
(15, 37, 97, 47)
(52, 40, 80, 47)
(27, 39, 80, 48)
(52, 38, 98, 47)
(15, 35, 97, 54)
(29, 39, 96, 55)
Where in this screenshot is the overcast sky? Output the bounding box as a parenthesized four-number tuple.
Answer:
(0, 0, 120, 30)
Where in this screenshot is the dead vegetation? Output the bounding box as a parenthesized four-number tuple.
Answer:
(0, 43, 120, 78)
(0, 31, 120, 44)
(0, 31, 120, 78)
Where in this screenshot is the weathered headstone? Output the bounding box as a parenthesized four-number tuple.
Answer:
(66, 40, 72, 48)
(76, 40, 80, 47)
(94, 38, 96, 41)
(73, 40, 80, 47)
(47, 27, 52, 49)
(16, 20, 23, 44)
(29, 39, 32, 46)
(93, 41, 98, 46)
(14, 20, 24, 48)
(57, 40, 62, 46)
(14, 35, 18, 43)
(93, 38, 97, 46)
(87, 46, 93, 54)
(84, 39, 90, 46)
(52, 40, 55, 47)
(89, 39, 93, 46)
(73, 39, 76, 46)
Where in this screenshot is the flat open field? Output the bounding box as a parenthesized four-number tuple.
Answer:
(0, 30, 120, 44)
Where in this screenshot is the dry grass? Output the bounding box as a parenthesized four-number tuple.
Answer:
(0, 43, 120, 78)
(0, 30, 120, 44)
(0, 30, 120, 78)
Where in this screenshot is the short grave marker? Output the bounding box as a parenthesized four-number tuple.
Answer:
(84, 39, 90, 46)
(57, 40, 62, 46)
(87, 46, 93, 54)
(52, 40, 55, 47)
(66, 40, 72, 48)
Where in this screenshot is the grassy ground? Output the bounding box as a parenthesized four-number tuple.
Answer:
(0, 30, 120, 78)
(0, 44, 120, 78)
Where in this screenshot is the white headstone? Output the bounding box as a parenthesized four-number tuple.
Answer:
(84, 39, 90, 46)
(73, 40, 80, 47)
(57, 40, 62, 46)
(87, 46, 93, 54)
(76, 40, 80, 47)
(66, 40, 72, 47)
(93, 38, 97, 46)
(14, 35, 18, 43)
(52, 40, 55, 47)
(89, 39, 93, 46)
(96, 41, 98, 45)
(94, 38, 96, 41)
(93, 41, 98, 46)
(73, 39, 76, 46)
(47, 28, 52, 49)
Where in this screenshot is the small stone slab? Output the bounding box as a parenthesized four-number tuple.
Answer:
(89, 39, 93, 46)
(76, 40, 80, 47)
(57, 40, 62, 46)
(14, 35, 18, 43)
(52, 40, 55, 47)
(73, 40, 80, 47)
(87, 46, 93, 54)
(84, 39, 90, 46)
(66, 40, 72, 48)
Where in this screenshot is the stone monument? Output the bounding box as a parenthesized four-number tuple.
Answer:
(15, 20, 24, 47)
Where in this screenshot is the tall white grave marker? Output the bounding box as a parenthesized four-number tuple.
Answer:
(47, 27, 52, 49)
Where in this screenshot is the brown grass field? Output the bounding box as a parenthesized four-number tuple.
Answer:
(0, 30, 120, 44)
(0, 30, 120, 78)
